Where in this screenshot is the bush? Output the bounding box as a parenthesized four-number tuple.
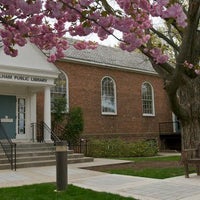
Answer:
(52, 97, 67, 130)
(63, 107, 84, 145)
(87, 138, 158, 158)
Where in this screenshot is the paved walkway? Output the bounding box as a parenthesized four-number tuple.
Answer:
(0, 158, 200, 200)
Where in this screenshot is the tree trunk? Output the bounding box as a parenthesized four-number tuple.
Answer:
(174, 77, 200, 150)
(181, 119, 200, 150)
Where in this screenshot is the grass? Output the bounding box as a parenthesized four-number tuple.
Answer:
(105, 167, 187, 179)
(119, 155, 181, 162)
(105, 155, 195, 179)
(0, 183, 136, 200)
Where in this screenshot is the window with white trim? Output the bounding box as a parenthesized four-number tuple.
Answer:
(101, 76, 117, 114)
(142, 82, 155, 116)
(18, 98, 26, 134)
(51, 71, 68, 112)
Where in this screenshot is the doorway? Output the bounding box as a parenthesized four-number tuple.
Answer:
(0, 95, 16, 139)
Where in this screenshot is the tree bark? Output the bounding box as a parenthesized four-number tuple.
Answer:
(175, 77, 200, 149)
(181, 119, 200, 149)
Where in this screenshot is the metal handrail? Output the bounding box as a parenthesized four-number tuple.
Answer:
(31, 122, 61, 143)
(0, 122, 16, 170)
(42, 122, 61, 143)
(159, 121, 181, 135)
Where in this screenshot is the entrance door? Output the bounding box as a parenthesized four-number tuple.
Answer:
(0, 95, 16, 139)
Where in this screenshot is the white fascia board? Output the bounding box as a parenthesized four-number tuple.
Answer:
(0, 65, 59, 78)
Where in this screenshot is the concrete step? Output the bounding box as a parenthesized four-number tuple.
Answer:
(15, 143, 56, 148)
(0, 163, 12, 170)
(0, 153, 88, 164)
(68, 157, 94, 164)
(0, 157, 94, 170)
(0, 142, 93, 170)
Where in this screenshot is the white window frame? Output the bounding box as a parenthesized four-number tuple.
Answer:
(141, 82, 155, 116)
(51, 70, 69, 113)
(101, 76, 117, 115)
(17, 97, 26, 135)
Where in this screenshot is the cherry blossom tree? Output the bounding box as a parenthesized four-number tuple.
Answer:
(0, 0, 200, 149)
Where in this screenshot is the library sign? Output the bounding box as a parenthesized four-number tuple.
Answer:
(0, 73, 48, 83)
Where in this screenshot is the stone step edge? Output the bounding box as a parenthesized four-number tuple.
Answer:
(0, 158, 94, 170)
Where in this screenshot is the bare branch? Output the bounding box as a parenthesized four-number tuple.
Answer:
(150, 28, 180, 52)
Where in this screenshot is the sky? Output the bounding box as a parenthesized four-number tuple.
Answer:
(69, 31, 121, 47)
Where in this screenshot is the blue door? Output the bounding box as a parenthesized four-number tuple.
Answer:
(0, 95, 16, 139)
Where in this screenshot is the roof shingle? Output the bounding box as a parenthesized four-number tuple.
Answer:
(62, 40, 156, 75)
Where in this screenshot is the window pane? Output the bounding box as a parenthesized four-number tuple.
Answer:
(51, 71, 68, 112)
(142, 83, 154, 115)
(101, 77, 116, 114)
(18, 98, 25, 134)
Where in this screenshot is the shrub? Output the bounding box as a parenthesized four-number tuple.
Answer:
(87, 138, 158, 158)
(63, 107, 84, 145)
(52, 97, 67, 129)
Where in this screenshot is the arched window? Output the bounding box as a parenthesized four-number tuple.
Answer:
(141, 82, 155, 116)
(101, 76, 117, 114)
(51, 71, 69, 112)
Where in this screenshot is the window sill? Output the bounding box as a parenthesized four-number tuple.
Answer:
(102, 112, 117, 116)
(142, 114, 155, 117)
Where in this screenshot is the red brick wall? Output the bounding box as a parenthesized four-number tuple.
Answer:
(40, 60, 172, 140)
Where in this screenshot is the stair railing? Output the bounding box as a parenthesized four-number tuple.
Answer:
(42, 122, 61, 143)
(0, 122, 16, 170)
(31, 122, 61, 144)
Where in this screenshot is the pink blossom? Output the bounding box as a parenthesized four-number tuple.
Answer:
(4, 46, 18, 57)
(139, 0, 151, 11)
(116, 0, 131, 13)
(0, 0, 187, 63)
(162, 3, 187, 28)
(74, 40, 97, 50)
(157, 0, 169, 6)
(74, 41, 87, 50)
(184, 61, 194, 69)
(79, 0, 94, 7)
(150, 48, 169, 64)
(195, 69, 200, 75)
(48, 54, 57, 62)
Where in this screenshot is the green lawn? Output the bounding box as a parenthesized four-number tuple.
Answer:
(105, 167, 187, 179)
(119, 155, 181, 162)
(106, 155, 195, 179)
(0, 183, 135, 200)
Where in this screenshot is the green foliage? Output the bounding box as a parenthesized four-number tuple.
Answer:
(52, 96, 66, 124)
(63, 107, 84, 145)
(87, 139, 158, 158)
(0, 183, 135, 200)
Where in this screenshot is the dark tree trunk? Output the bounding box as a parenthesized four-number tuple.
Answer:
(181, 119, 200, 150)
(174, 77, 200, 149)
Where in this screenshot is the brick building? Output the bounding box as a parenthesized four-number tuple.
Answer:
(0, 41, 176, 148)
(38, 41, 173, 143)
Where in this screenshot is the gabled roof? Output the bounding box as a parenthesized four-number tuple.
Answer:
(61, 39, 156, 75)
(0, 42, 59, 78)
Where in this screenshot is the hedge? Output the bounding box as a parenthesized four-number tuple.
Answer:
(86, 138, 158, 157)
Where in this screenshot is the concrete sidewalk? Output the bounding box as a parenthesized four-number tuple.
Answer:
(0, 158, 200, 200)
